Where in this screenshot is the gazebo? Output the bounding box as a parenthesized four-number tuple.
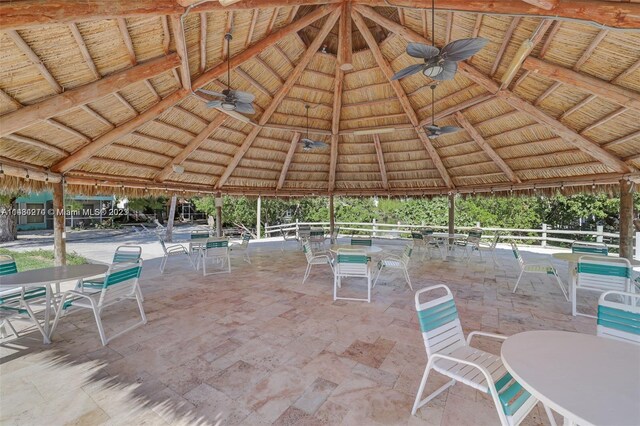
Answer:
(1, 0, 639, 262)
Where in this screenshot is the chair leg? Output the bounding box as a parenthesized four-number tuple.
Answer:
(160, 255, 167, 273)
(513, 270, 524, 293)
(543, 404, 558, 426)
(404, 268, 413, 291)
(302, 264, 311, 284)
(373, 265, 383, 287)
(367, 275, 371, 303)
(333, 273, 338, 301)
(91, 307, 108, 346)
(553, 272, 569, 301)
(571, 282, 578, 316)
(412, 361, 455, 415)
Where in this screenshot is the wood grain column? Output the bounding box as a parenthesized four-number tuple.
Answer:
(619, 179, 635, 260)
(216, 192, 223, 237)
(329, 194, 335, 243)
(448, 193, 455, 245)
(52, 181, 66, 266)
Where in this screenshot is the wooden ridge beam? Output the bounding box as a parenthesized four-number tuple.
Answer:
(0, 54, 180, 137)
(277, 132, 301, 190)
(170, 15, 191, 90)
(51, 89, 188, 173)
(455, 112, 520, 183)
(373, 134, 388, 189)
(496, 90, 631, 173)
(155, 113, 227, 182)
(6, 30, 62, 94)
(352, 9, 454, 190)
(216, 7, 341, 189)
(521, 0, 559, 10)
(523, 57, 640, 112)
(191, 3, 339, 90)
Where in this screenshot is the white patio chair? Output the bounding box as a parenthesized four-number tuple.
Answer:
(333, 248, 372, 303)
(573, 256, 631, 317)
(572, 241, 608, 256)
(422, 229, 444, 260)
(280, 228, 297, 251)
(230, 233, 251, 264)
(159, 237, 193, 273)
(478, 232, 501, 266)
(458, 228, 483, 262)
(411, 232, 428, 259)
(412, 285, 543, 426)
(189, 229, 210, 261)
(301, 241, 333, 284)
(373, 244, 413, 290)
(200, 237, 231, 276)
(80, 245, 143, 292)
(297, 225, 311, 247)
(51, 261, 146, 346)
(0, 255, 48, 340)
(597, 290, 640, 345)
(309, 228, 327, 252)
(511, 242, 568, 301)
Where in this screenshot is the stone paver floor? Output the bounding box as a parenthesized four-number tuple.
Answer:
(0, 238, 599, 425)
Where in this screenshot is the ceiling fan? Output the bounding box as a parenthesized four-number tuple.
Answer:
(391, 0, 488, 81)
(424, 84, 461, 138)
(198, 33, 255, 114)
(300, 105, 328, 150)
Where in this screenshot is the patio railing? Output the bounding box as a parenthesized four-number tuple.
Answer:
(264, 221, 639, 258)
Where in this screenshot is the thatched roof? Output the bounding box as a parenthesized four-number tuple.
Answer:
(1, 0, 639, 197)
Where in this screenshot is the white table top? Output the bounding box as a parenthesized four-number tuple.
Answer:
(330, 244, 383, 254)
(501, 330, 640, 426)
(552, 252, 640, 266)
(0, 264, 109, 288)
(431, 233, 467, 239)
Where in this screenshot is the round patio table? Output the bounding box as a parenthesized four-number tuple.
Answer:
(329, 244, 383, 255)
(552, 253, 640, 301)
(431, 233, 467, 261)
(501, 330, 640, 426)
(0, 264, 108, 343)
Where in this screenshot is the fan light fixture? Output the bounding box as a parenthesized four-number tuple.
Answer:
(172, 164, 185, 174)
(423, 64, 444, 77)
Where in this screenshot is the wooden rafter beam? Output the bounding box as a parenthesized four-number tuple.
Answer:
(603, 129, 640, 150)
(216, 8, 341, 189)
(523, 57, 640, 112)
(161, 16, 171, 55)
(372, 134, 388, 189)
(613, 58, 640, 85)
(170, 15, 191, 90)
(6, 30, 62, 94)
(418, 93, 494, 127)
(155, 114, 226, 182)
(246, 9, 259, 48)
(455, 112, 520, 183)
(338, 1, 353, 71)
(521, 0, 559, 10)
(492, 17, 522, 76)
(496, 90, 631, 173)
(117, 18, 136, 66)
(51, 89, 188, 173)
(192, 3, 339, 90)
(113, 92, 138, 116)
(329, 69, 344, 192)
(200, 13, 207, 73)
(500, 19, 552, 88)
(69, 23, 100, 80)
(0, 89, 22, 111)
(352, 9, 454, 189)
(266, 7, 280, 35)
(222, 11, 233, 60)
(4, 134, 68, 156)
(277, 132, 301, 190)
(0, 54, 180, 137)
(45, 118, 91, 144)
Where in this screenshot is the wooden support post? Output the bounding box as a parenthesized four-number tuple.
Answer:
(256, 195, 262, 240)
(52, 181, 66, 266)
(166, 195, 177, 242)
(619, 179, 635, 260)
(448, 193, 455, 242)
(216, 192, 223, 237)
(329, 194, 335, 243)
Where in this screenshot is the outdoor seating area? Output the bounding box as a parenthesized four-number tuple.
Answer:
(1, 0, 640, 424)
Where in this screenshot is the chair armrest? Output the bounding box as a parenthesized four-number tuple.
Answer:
(466, 331, 507, 345)
(166, 245, 188, 253)
(429, 353, 496, 389)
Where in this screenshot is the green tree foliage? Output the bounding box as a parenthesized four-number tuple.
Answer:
(127, 196, 167, 213)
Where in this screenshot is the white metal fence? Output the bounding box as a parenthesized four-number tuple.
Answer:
(265, 220, 639, 258)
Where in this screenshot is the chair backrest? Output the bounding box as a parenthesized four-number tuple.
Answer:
(421, 228, 434, 235)
(99, 261, 142, 307)
(0, 255, 17, 276)
(489, 232, 501, 249)
(298, 225, 311, 240)
(205, 237, 229, 257)
(239, 233, 251, 248)
(577, 255, 630, 293)
(302, 241, 315, 263)
(510, 242, 524, 269)
(467, 228, 483, 239)
(572, 241, 608, 256)
(597, 290, 640, 345)
(411, 232, 424, 240)
(191, 230, 210, 240)
(415, 284, 466, 358)
(350, 237, 372, 246)
(401, 244, 413, 264)
(310, 228, 324, 237)
(335, 249, 369, 276)
(113, 246, 142, 263)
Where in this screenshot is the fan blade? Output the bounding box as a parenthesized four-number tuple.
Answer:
(230, 90, 256, 103)
(440, 37, 488, 62)
(431, 61, 458, 81)
(391, 63, 425, 81)
(406, 43, 440, 59)
(234, 102, 255, 114)
(310, 141, 328, 148)
(300, 138, 314, 145)
(206, 100, 223, 108)
(438, 126, 462, 134)
(198, 89, 226, 98)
